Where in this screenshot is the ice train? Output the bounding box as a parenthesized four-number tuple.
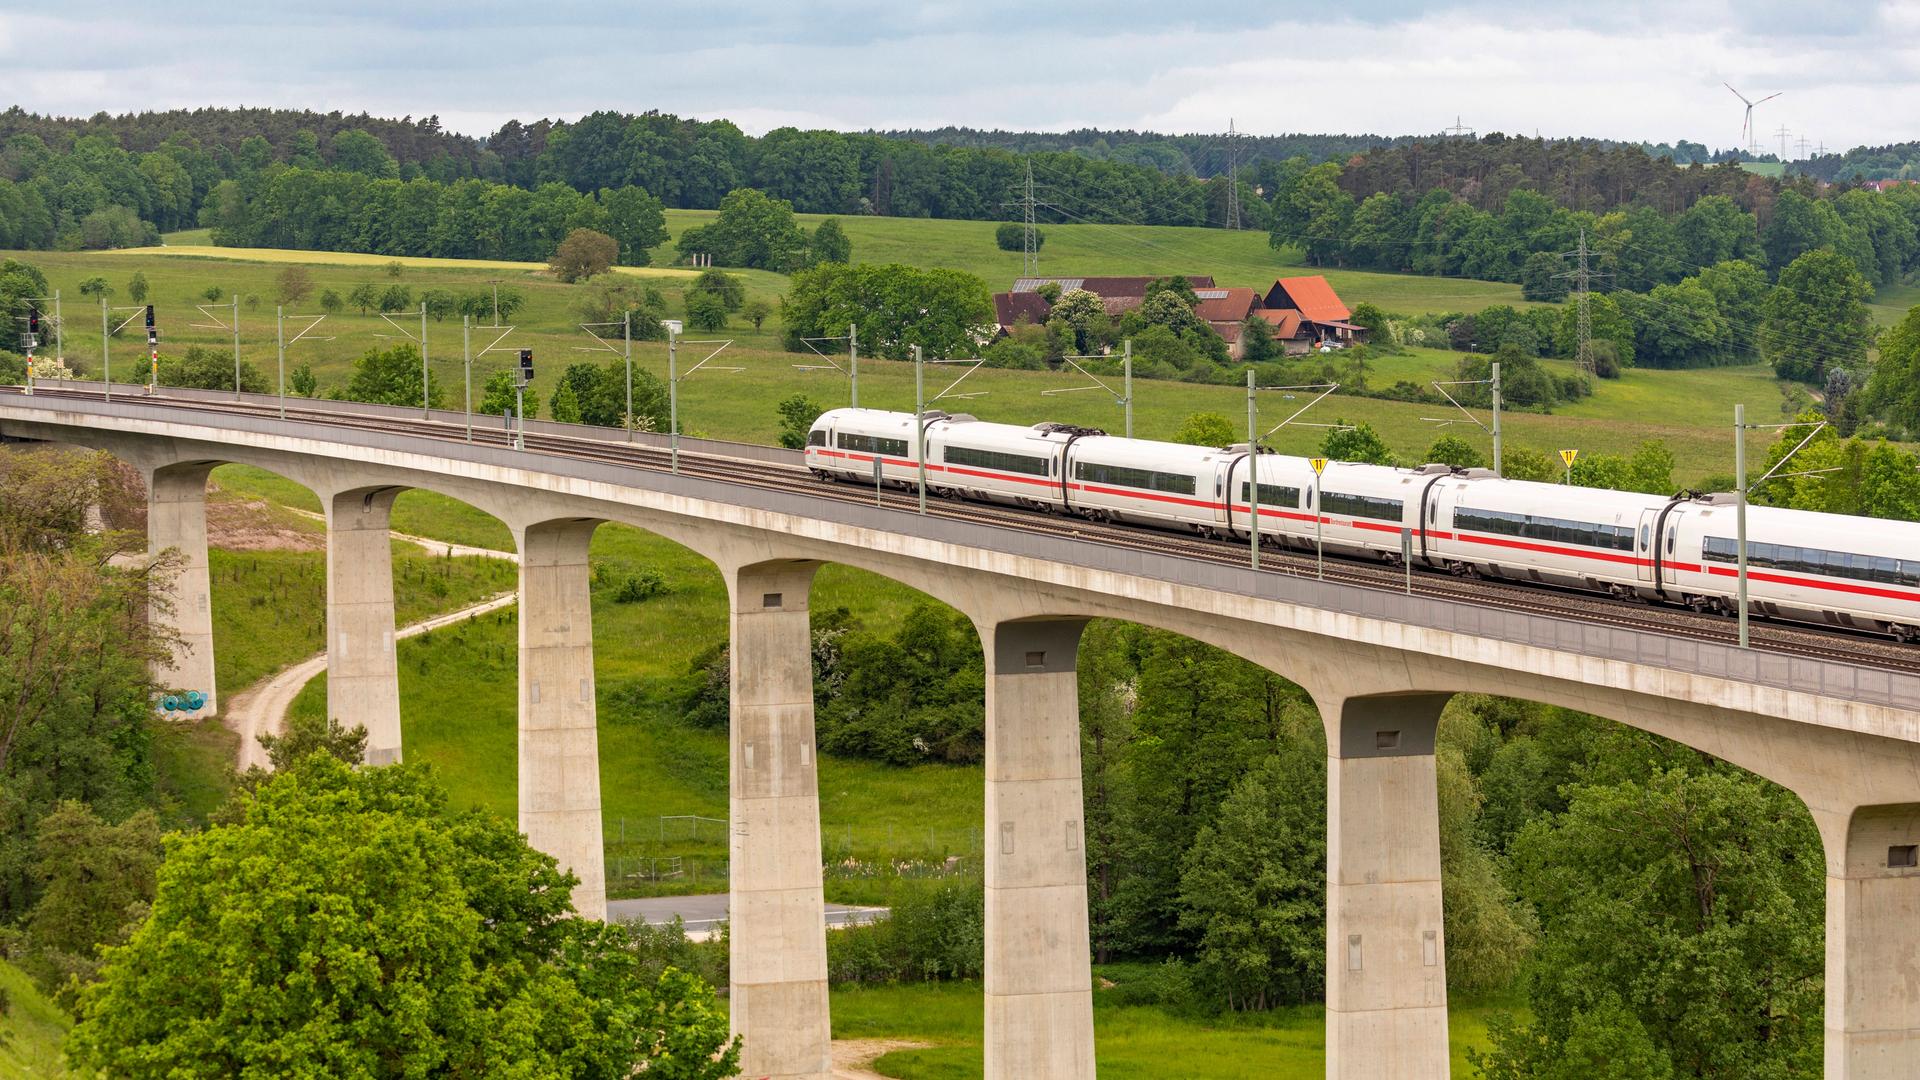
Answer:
(805, 408, 1920, 642)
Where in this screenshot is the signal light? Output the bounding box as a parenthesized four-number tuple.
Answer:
(145, 305, 155, 329)
(519, 349, 534, 380)
(27, 306, 38, 334)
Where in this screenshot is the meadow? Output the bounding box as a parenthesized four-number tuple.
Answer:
(0, 960, 69, 1080)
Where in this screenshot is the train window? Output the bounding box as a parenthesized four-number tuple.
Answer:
(1640, 524, 1650, 550)
(1666, 525, 1676, 555)
(1455, 507, 1633, 551)
(807, 429, 826, 447)
(1074, 461, 1197, 496)
(1704, 537, 1918, 588)
(837, 432, 909, 458)
(945, 445, 1049, 476)
(1321, 491, 1403, 521)
(1428, 501, 1437, 524)
(1240, 481, 1302, 507)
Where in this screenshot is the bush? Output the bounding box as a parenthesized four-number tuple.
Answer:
(689, 268, 746, 312)
(685, 290, 728, 332)
(612, 569, 667, 603)
(826, 882, 984, 986)
(994, 222, 1044, 252)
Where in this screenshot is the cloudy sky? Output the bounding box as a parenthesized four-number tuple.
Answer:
(6, 0, 1920, 152)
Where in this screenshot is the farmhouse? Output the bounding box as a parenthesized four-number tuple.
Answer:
(990, 273, 1368, 359)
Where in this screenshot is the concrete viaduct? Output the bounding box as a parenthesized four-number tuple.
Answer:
(6, 387, 1920, 1080)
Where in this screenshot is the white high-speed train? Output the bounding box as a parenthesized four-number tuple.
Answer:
(805, 408, 1920, 642)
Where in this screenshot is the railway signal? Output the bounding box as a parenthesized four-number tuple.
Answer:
(1310, 457, 1327, 580)
(514, 349, 533, 451)
(1560, 448, 1578, 484)
(146, 305, 160, 394)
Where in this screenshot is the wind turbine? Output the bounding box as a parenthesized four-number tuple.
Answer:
(1724, 83, 1782, 156)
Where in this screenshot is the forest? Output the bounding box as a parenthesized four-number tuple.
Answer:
(3, 104, 1917, 258)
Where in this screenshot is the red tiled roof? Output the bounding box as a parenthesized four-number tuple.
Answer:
(1211, 322, 1244, 344)
(1101, 295, 1144, 317)
(1193, 287, 1259, 324)
(993, 291, 1051, 327)
(1263, 276, 1350, 323)
(1263, 311, 1304, 338)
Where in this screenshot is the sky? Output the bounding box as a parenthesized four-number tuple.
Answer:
(5, 0, 1920, 153)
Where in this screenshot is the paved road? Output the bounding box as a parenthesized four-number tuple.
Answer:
(607, 893, 887, 935)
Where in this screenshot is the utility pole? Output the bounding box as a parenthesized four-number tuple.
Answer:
(1795, 135, 1811, 160)
(100, 299, 110, 401)
(420, 301, 431, 420)
(1735, 403, 1749, 648)
(1775, 124, 1791, 159)
(623, 310, 634, 443)
(668, 326, 680, 473)
(1560, 228, 1596, 377)
(1224, 119, 1245, 230)
(1021, 160, 1038, 278)
(1122, 339, 1133, 438)
(1245, 369, 1259, 570)
(462, 316, 472, 443)
(849, 322, 859, 408)
(276, 306, 286, 420)
(231, 294, 242, 400)
(1485, 361, 1502, 474)
(914, 345, 928, 515)
(51, 290, 61, 368)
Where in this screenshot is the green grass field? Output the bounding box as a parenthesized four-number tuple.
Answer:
(829, 979, 1517, 1078)
(0, 960, 70, 1079)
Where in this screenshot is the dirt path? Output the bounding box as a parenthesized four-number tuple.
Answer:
(224, 528, 517, 769)
(831, 1039, 934, 1080)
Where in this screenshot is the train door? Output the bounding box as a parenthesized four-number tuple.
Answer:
(1635, 508, 1658, 583)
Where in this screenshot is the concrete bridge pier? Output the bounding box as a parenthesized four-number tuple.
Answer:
(146, 461, 219, 719)
(325, 486, 405, 764)
(982, 617, 1096, 1080)
(516, 518, 607, 920)
(1321, 691, 1452, 1080)
(1822, 803, 1920, 1079)
(726, 559, 832, 1080)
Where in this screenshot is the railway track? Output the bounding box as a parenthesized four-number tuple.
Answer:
(10, 385, 1919, 675)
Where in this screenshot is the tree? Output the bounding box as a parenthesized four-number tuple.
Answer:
(689, 268, 745, 311)
(551, 227, 619, 283)
(344, 343, 441, 408)
(1866, 305, 1920, 433)
(1241, 315, 1279, 362)
(347, 282, 379, 314)
(1172, 412, 1235, 447)
(1425, 434, 1485, 468)
(328, 128, 399, 178)
(16, 802, 161, 1001)
(1760, 247, 1871, 383)
(480, 370, 537, 419)
(78, 276, 112, 299)
(782, 262, 992, 361)
(421, 288, 458, 321)
(809, 217, 852, 265)
(274, 265, 313, 305)
(378, 284, 413, 313)
(1177, 749, 1326, 1011)
(1322, 421, 1395, 465)
(777, 395, 824, 449)
(383, 259, 405, 279)
(1044, 288, 1111, 356)
(597, 185, 667, 266)
(289, 363, 317, 397)
(200, 284, 224, 303)
(158, 345, 268, 394)
(1269, 162, 1355, 267)
(551, 380, 582, 423)
(67, 755, 739, 1079)
(675, 187, 808, 271)
(318, 288, 343, 316)
(1521, 250, 1570, 301)
(125, 271, 148, 304)
(684, 289, 728, 332)
(743, 299, 773, 330)
(995, 222, 1043, 252)
(1477, 762, 1823, 1080)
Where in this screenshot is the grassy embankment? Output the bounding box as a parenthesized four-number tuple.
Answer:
(0, 959, 70, 1079)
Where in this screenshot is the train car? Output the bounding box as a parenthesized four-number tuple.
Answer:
(806, 407, 926, 488)
(1663, 498, 1920, 640)
(1296, 460, 1433, 558)
(1425, 475, 1668, 596)
(1062, 435, 1227, 529)
(1221, 450, 1321, 545)
(930, 417, 1086, 511)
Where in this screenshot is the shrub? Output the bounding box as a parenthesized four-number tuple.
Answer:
(612, 569, 668, 603)
(994, 222, 1044, 252)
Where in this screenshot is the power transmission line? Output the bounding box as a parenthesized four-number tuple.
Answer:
(1022, 159, 1039, 276)
(1223, 119, 1247, 230)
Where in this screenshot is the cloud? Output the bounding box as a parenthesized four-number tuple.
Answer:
(5, 1, 1918, 152)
